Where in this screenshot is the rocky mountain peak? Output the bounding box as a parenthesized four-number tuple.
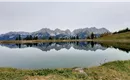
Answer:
(0, 27, 110, 40)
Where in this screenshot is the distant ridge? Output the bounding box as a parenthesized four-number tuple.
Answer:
(0, 27, 110, 40)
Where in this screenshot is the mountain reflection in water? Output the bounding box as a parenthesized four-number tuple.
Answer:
(0, 41, 130, 53)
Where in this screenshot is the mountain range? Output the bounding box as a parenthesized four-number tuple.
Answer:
(0, 27, 110, 40)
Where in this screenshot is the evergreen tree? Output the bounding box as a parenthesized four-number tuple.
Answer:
(91, 32, 94, 39)
(87, 36, 90, 39)
(24, 35, 30, 40)
(35, 36, 38, 40)
(73, 36, 76, 39)
(16, 37, 18, 40)
(76, 35, 79, 39)
(49, 36, 52, 40)
(29, 35, 32, 40)
(116, 27, 130, 33)
(18, 35, 21, 40)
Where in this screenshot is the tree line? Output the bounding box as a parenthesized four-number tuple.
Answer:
(113, 28, 130, 34)
(16, 33, 96, 40)
(99, 27, 130, 38)
(16, 35, 38, 40)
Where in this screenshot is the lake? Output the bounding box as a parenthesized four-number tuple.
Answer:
(0, 41, 130, 69)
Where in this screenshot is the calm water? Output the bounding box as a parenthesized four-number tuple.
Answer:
(0, 42, 130, 69)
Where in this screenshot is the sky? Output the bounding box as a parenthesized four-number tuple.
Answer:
(0, 2, 130, 34)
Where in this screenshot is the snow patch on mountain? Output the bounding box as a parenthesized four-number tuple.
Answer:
(0, 27, 110, 40)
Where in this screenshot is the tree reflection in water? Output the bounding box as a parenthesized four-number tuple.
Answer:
(0, 41, 130, 53)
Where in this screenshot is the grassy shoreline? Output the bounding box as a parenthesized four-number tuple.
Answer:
(0, 31, 130, 44)
(0, 39, 130, 44)
(0, 60, 130, 80)
(0, 39, 92, 44)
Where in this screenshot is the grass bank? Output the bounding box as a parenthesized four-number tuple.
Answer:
(0, 60, 130, 80)
(97, 32, 130, 40)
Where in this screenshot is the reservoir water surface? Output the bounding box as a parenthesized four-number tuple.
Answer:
(0, 42, 130, 69)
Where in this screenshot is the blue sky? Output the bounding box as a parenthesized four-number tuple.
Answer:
(0, 2, 130, 34)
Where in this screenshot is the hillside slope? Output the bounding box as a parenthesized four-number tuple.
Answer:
(99, 32, 130, 40)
